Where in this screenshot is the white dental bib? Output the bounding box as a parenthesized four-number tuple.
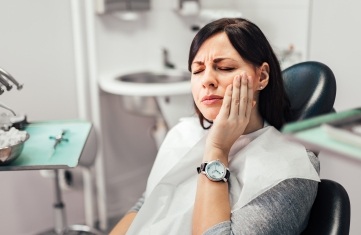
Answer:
(126, 117, 320, 235)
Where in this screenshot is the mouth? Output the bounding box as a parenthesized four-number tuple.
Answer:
(201, 95, 223, 105)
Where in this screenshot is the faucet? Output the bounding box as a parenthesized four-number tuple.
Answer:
(162, 48, 175, 69)
(0, 67, 23, 94)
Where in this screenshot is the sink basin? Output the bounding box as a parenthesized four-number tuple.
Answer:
(99, 69, 191, 96)
(117, 71, 190, 84)
(99, 69, 193, 117)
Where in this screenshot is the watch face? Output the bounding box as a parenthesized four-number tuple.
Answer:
(205, 160, 226, 181)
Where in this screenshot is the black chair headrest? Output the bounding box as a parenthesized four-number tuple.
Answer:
(282, 61, 337, 123)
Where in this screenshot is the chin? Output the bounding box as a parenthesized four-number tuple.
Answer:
(201, 111, 219, 121)
(197, 105, 221, 121)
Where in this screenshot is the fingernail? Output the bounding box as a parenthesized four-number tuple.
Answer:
(252, 101, 256, 107)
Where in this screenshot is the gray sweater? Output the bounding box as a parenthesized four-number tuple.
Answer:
(129, 151, 319, 235)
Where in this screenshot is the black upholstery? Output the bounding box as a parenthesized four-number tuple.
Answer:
(282, 62, 350, 234)
(282, 61, 337, 122)
(301, 179, 351, 235)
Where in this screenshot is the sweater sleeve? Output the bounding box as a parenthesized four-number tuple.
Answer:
(203, 151, 320, 235)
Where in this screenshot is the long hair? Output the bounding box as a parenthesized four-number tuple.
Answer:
(188, 18, 290, 130)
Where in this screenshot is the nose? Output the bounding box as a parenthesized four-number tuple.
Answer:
(201, 68, 218, 88)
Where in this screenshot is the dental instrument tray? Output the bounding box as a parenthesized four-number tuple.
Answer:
(0, 120, 92, 171)
(282, 107, 361, 161)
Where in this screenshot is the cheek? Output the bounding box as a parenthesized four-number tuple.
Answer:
(191, 90, 197, 103)
(222, 76, 234, 86)
(215, 75, 234, 93)
(191, 79, 200, 100)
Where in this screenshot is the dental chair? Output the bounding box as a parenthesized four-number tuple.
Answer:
(301, 179, 351, 235)
(282, 61, 336, 122)
(282, 61, 351, 235)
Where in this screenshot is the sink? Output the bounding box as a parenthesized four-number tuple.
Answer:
(98, 69, 193, 117)
(99, 69, 195, 146)
(99, 69, 191, 97)
(117, 71, 190, 83)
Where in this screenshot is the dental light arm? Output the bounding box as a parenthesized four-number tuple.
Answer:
(0, 67, 23, 94)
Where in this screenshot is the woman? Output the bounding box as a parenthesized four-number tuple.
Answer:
(111, 18, 320, 235)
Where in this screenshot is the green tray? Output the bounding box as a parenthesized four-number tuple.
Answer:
(0, 120, 92, 171)
(282, 108, 361, 161)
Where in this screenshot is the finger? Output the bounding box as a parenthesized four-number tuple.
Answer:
(245, 75, 254, 119)
(229, 75, 241, 118)
(218, 84, 233, 119)
(238, 73, 249, 118)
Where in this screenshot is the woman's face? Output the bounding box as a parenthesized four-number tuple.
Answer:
(191, 32, 263, 121)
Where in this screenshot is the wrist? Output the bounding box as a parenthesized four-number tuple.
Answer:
(203, 147, 229, 166)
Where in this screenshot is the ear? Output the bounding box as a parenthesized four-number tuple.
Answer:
(257, 62, 269, 90)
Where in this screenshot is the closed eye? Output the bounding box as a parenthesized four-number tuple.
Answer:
(218, 67, 235, 71)
(192, 69, 204, 75)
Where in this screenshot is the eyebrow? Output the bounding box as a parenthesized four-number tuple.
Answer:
(192, 57, 237, 65)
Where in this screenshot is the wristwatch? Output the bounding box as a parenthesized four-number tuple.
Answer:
(197, 160, 230, 182)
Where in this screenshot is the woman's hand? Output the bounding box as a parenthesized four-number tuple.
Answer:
(204, 73, 254, 162)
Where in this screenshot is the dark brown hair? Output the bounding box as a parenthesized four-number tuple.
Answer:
(188, 18, 290, 130)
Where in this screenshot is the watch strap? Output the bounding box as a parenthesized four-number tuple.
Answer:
(224, 169, 230, 182)
(197, 162, 208, 174)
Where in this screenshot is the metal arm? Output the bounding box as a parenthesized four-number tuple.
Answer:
(0, 74, 12, 91)
(0, 67, 23, 90)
